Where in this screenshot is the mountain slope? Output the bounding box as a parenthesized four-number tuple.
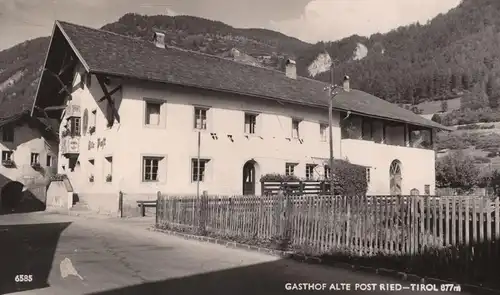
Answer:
(1, 0, 500, 117)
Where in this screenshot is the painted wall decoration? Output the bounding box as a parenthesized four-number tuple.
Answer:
(88, 138, 106, 150)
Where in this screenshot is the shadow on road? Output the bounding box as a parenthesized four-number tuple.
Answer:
(87, 259, 323, 295)
(0, 221, 71, 294)
(0, 179, 47, 215)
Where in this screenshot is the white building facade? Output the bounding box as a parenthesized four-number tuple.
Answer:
(33, 21, 447, 212)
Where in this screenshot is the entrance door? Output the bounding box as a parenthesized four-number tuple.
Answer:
(242, 161, 256, 195)
(390, 160, 402, 195)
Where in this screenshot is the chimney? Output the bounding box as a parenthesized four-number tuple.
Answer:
(343, 75, 350, 92)
(152, 30, 166, 49)
(285, 59, 297, 79)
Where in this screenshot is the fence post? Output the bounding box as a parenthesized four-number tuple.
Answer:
(299, 181, 303, 195)
(261, 181, 265, 195)
(118, 191, 123, 218)
(156, 191, 161, 226)
(199, 191, 208, 235)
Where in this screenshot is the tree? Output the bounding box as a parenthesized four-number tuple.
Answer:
(491, 170, 500, 197)
(460, 84, 489, 110)
(436, 151, 480, 191)
(440, 100, 448, 112)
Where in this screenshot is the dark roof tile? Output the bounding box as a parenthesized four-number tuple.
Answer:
(55, 21, 449, 130)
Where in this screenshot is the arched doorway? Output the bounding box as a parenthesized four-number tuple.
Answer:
(389, 160, 402, 195)
(242, 161, 256, 195)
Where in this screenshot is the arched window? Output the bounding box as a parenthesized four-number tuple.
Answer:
(389, 160, 402, 195)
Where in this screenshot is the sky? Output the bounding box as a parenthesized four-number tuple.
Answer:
(0, 0, 461, 51)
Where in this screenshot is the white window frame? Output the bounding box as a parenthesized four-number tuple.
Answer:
(292, 119, 300, 139)
(320, 123, 328, 142)
(30, 152, 40, 165)
(46, 155, 53, 167)
(244, 113, 258, 134)
(305, 164, 316, 180)
(104, 156, 113, 182)
(143, 156, 161, 182)
(1, 150, 13, 161)
(324, 165, 331, 179)
(285, 163, 297, 176)
(91, 109, 97, 127)
(194, 107, 209, 130)
(191, 158, 210, 182)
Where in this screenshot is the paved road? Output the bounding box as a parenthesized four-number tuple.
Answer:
(0, 212, 469, 295)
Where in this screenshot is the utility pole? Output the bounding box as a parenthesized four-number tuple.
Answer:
(325, 66, 343, 196)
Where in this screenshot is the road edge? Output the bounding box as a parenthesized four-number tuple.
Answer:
(149, 227, 500, 295)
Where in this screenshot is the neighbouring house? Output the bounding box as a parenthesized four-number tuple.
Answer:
(32, 21, 450, 214)
(0, 110, 59, 210)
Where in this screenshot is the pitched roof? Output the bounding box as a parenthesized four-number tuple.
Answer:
(51, 21, 449, 130)
(0, 110, 59, 139)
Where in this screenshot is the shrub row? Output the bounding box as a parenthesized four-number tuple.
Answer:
(259, 160, 368, 196)
(432, 108, 500, 126)
(436, 131, 500, 150)
(456, 124, 495, 130)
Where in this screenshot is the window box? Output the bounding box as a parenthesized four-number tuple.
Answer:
(89, 175, 94, 183)
(61, 129, 71, 137)
(50, 174, 67, 181)
(105, 174, 112, 182)
(31, 162, 42, 170)
(1, 159, 15, 167)
(89, 126, 96, 134)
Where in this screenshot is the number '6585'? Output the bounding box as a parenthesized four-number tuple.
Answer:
(15, 275, 33, 283)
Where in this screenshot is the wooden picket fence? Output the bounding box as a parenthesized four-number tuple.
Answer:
(156, 194, 500, 256)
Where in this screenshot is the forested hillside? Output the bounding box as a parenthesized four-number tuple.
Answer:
(1, 0, 500, 117)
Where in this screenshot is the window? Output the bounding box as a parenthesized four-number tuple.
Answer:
(1, 125, 14, 142)
(192, 158, 209, 182)
(46, 155, 52, 167)
(362, 119, 373, 140)
(104, 156, 113, 182)
(424, 185, 430, 195)
(91, 109, 97, 127)
(2, 151, 13, 161)
(285, 163, 296, 176)
(88, 159, 95, 182)
(69, 117, 81, 136)
(366, 168, 371, 183)
(106, 102, 114, 127)
(194, 107, 208, 130)
(143, 157, 160, 182)
(306, 164, 316, 180)
(324, 165, 331, 179)
(291, 119, 300, 139)
(30, 153, 40, 165)
(319, 124, 327, 142)
(244, 113, 257, 134)
(145, 101, 162, 126)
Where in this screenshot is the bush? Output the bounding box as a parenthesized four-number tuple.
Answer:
(486, 151, 500, 158)
(259, 160, 368, 196)
(473, 156, 491, 164)
(435, 131, 500, 150)
(440, 108, 500, 126)
(456, 124, 495, 130)
(330, 160, 368, 196)
(436, 151, 479, 189)
(431, 113, 442, 124)
(260, 173, 300, 182)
